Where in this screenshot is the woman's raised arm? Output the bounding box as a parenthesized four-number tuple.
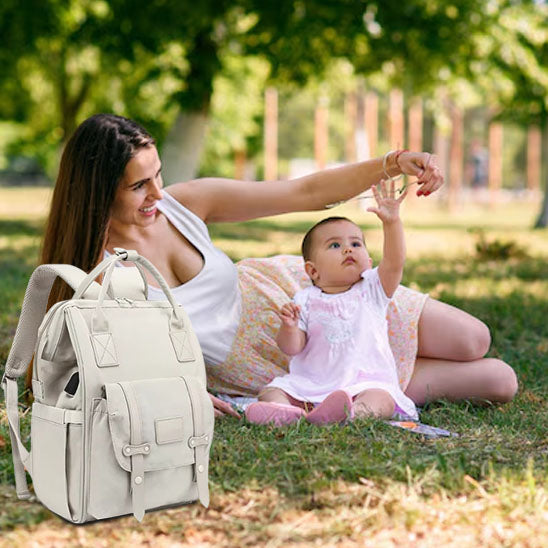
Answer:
(168, 151, 442, 224)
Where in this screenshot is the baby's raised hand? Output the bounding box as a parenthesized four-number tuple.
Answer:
(367, 178, 408, 224)
(279, 302, 301, 328)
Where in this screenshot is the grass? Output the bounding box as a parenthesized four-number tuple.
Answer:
(0, 186, 547, 545)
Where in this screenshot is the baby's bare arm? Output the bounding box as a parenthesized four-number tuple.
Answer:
(276, 303, 307, 355)
(367, 180, 406, 297)
(378, 216, 405, 297)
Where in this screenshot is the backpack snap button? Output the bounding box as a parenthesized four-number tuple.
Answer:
(124, 447, 131, 455)
(144, 445, 150, 453)
(198, 465, 204, 473)
(134, 476, 143, 485)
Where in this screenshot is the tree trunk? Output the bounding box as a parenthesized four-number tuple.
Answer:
(314, 96, 328, 170)
(58, 47, 92, 143)
(345, 91, 357, 163)
(364, 91, 378, 159)
(488, 120, 503, 208)
(527, 125, 541, 192)
(161, 26, 219, 184)
(161, 109, 209, 184)
(234, 148, 247, 180)
(408, 97, 423, 152)
(406, 97, 423, 205)
(264, 87, 278, 180)
(448, 101, 463, 212)
(389, 89, 404, 150)
(534, 123, 548, 228)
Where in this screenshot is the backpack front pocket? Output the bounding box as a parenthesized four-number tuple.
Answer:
(87, 376, 213, 521)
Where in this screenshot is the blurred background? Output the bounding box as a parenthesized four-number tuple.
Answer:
(0, 0, 547, 226)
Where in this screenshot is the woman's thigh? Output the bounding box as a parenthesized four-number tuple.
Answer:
(417, 298, 491, 361)
(405, 357, 518, 406)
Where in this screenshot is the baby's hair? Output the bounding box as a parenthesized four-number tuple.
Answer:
(301, 216, 363, 261)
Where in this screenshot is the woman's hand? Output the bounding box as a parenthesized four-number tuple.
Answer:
(209, 393, 242, 419)
(397, 152, 443, 196)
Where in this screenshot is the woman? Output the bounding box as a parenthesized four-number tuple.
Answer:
(39, 114, 517, 416)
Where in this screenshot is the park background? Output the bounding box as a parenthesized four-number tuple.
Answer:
(0, 1, 547, 546)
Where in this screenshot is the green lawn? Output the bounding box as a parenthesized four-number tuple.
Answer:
(0, 187, 546, 546)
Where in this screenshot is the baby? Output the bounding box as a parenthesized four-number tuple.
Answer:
(245, 179, 418, 426)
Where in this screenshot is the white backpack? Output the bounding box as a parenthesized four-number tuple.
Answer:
(1, 249, 214, 522)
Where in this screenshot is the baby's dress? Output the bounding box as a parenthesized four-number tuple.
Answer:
(267, 267, 418, 419)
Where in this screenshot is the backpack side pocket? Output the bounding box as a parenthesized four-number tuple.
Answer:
(31, 402, 83, 521)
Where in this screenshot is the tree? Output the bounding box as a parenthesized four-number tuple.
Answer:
(463, 1, 548, 226)
(0, 0, 497, 176)
(2, 0, 545, 200)
(166, 0, 496, 179)
(0, 1, 232, 174)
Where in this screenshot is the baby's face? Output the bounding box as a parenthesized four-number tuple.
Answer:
(306, 220, 372, 292)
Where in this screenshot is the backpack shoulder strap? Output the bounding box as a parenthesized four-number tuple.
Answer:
(4, 264, 99, 379)
(1, 263, 97, 500)
(2, 376, 32, 499)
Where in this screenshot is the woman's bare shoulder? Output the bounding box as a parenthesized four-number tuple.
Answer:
(163, 180, 208, 220)
(164, 180, 193, 202)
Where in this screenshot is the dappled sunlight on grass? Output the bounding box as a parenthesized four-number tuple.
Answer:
(428, 278, 548, 301)
(0, 235, 42, 252)
(1, 473, 546, 547)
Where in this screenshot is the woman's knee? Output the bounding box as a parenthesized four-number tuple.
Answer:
(461, 319, 491, 361)
(405, 357, 518, 405)
(418, 299, 492, 361)
(485, 359, 518, 403)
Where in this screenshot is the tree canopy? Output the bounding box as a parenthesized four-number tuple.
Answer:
(0, 0, 546, 206)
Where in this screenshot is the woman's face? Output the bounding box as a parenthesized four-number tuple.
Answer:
(110, 145, 164, 229)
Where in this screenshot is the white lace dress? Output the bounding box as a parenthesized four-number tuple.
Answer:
(266, 268, 418, 419)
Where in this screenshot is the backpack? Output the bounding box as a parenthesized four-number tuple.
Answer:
(1, 249, 214, 522)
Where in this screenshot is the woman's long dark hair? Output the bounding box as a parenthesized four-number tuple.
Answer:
(41, 113, 154, 304)
(27, 115, 154, 389)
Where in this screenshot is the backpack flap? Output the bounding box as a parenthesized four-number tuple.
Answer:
(92, 377, 213, 521)
(105, 379, 196, 472)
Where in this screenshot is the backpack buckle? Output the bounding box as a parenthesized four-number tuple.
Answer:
(114, 248, 139, 262)
(188, 434, 210, 448)
(122, 443, 151, 457)
(1, 372, 13, 391)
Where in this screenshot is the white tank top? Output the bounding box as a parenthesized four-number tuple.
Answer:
(107, 190, 241, 365)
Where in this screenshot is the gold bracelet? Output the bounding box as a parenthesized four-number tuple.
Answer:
(382, 150, 403, 182)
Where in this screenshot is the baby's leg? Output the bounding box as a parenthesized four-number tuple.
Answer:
(353, 389, 395, 419)
(258, 387, 307, 409)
